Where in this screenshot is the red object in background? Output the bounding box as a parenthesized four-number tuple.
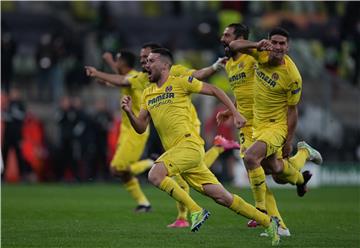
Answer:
(4, 149, 20, 183)
(107, 115, 121, 163)
(21, 113, 47, 180)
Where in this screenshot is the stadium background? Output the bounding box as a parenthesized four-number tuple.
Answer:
(1, 2, 360, 248)
(2, 1, 359, 184)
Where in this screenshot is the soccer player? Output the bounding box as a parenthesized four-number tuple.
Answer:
(165, 57, 241, 228)
(216, 23, 291, 236)
(228, 27, 322, 221)
(122, 48, 280, 246)
(87, 43, 241, 228)
(85, 49, 156, 213)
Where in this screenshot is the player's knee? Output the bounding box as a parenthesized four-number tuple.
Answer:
(110, 167, 132, 182)
(271, 164, 283, 174)
(243, 152, 258, 168)
(148, 170, 162, 186)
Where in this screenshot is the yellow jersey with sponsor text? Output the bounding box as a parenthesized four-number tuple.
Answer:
(170, 65, 201, 128)
(250, 50, 302, 128)
(141, 75, 204, 151)
(225, 54, 256, 126)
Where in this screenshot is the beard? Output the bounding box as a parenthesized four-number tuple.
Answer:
(224, 46, 234, 58)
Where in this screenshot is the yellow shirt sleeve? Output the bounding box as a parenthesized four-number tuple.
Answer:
(286, 57, 302, 106)
(171, 64, 196, 77)
(286, 76, 302, 106)
(179, 76, 203, 94)
(249, 49, 269, 64)
(127, 72, 149, 90)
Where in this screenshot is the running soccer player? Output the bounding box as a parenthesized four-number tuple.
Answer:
(86, 43, 241, 228)
(216, 23, 291, 236)
(122, 48, 280, 246)
(85, 49, 156, 213)
(228, 27, 323, 214)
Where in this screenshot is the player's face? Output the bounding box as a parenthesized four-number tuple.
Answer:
(146, 53, 162, 83)
(221, 27, 237, 46)
(140, 47, 152, 71)
(269, 35, 289, 60)
(221, 27, 239, 57)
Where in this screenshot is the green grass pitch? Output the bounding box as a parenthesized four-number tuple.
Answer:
(2, 183, 360, 247)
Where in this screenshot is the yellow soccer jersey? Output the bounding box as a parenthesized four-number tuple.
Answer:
(120, 70, 148, 128)
(141, 75, 204, 151)
(250, 50, 302, 128)
(225, 54, 256, 126)
(170, 64, 201, 128)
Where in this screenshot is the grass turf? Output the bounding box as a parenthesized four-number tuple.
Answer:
(2, 183, 360, 248)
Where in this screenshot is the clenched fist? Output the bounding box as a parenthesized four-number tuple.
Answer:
(121, 96, 132, 113)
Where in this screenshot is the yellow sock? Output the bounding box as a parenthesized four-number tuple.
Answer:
(124, 177, 150, 206)
(159, 176, 201, 213)
(173, 175, 190, 220)
(130, 159, 153, 175)
(279, 159, 304, 185)
(204, 146, 224, 168)
(248, 166, 267, 211)
(289, 149, 309, 171)
(230, 194, 271, 227)
(265, 186, 287, 229)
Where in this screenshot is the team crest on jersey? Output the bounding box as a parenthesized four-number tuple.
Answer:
(165, 85, 173, 92)
(271, 73, 279, 80)
(238, 62, 244, 69)
(188, 76, 194, 83)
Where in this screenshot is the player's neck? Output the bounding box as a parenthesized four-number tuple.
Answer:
(268, 57, 285, 66)
(233, 52, 242, 60)
(156, 70, 170, 87)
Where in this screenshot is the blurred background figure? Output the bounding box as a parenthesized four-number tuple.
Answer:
(1, 88, 33, 181)
(1, 31, 17, 93)
(54, 95, 78, 182)
(88, 98, 113, 182)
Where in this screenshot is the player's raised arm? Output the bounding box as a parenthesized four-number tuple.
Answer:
(229, 39, 272, 55)
(121, 96, 150, 134)
(192, 57, 228, 80)
(199, 83, 246, 129)
(84, 66, 130, 87)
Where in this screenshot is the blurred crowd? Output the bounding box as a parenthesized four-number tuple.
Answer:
(1, 1, 360, 182)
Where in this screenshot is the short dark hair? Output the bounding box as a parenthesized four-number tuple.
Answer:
(116, 50, 136, 68)
(269, 27, 290, 41)
(227, 23, 249, 40)
(151, 48, 173, 65)
(142, 42, 162, 50)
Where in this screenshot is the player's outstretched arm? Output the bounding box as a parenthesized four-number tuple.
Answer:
(192, 57, 228, 80)
(121, 96, 150, 134)
(229, 39, 272, 55)
(84, 66, 130, 87)
(199, 83, 246, 129)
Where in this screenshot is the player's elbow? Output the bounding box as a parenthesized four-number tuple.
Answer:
(134, 126, 146, 134)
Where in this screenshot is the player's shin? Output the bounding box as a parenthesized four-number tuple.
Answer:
(159, 176, 202, 213)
